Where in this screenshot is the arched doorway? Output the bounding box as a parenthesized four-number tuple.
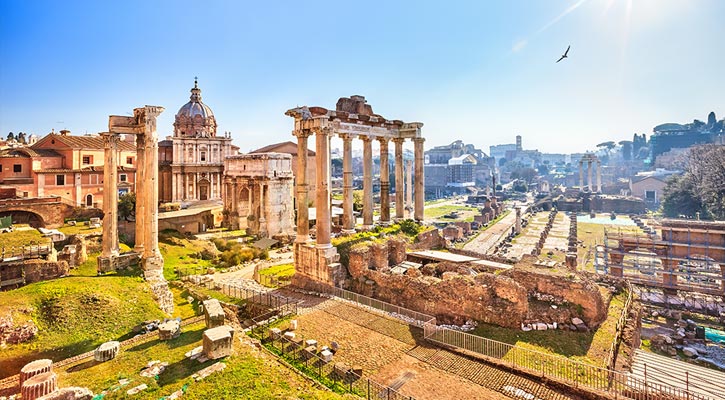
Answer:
(198, 179, 210, 201)
(85, 194, 93, 207)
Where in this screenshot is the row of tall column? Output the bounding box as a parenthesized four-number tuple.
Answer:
(294, 129, 424, 247)
(171, 172, 220, 202)
(578, 159, 602, 193)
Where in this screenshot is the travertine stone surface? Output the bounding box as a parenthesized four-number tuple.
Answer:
(202, 325, 233, 359)
(93, 341, 120, 362)
(21, 371, 57, 400)
(20, 359, 52, 385)
(203, 299, 225, 328)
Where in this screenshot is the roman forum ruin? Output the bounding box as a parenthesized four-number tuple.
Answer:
(98, 105, 173, 313)
(578, 153, 602, 192)
(286, 96, 424, 285)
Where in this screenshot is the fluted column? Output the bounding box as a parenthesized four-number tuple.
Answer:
(295, 130, 311, 242)
(361, 136, 374, 228)
(596, 160, 602, 193)
(378, 138, 390, 225)
(413, 137, 425, 221)
(587, 160, 593, 192)
(393, 138, 405, 219)
(341, 134, 355, 233)
(578, 160, 584, 192)
(406, 160, 413, 218)
(141, 106, 164, 273)
(315, 128, 332, 248)
(101, 132, 120, 258)
(134, 134, 146, 254)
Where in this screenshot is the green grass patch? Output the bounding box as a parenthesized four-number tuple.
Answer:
(258, 263, 295, 278)
(56, 322, 346, 399)
(57, 223, 102, 236)
(425, 204, 479, 220)
(0, 227, 51, 249)
(0, 274, 167, 379)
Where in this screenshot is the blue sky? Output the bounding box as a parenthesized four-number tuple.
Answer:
(1, 0, 723, 154)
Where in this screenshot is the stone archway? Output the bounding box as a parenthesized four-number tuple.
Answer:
(85, 193, 94, 207)
(198, 178, 210, 201)
(0, 210, 45, 228)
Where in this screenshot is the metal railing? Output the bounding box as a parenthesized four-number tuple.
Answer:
(605, 281, 634, 371)
(249, 318, 415, 400)
(304, 281, 714, 400)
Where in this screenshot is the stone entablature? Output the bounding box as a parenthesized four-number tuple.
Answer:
(222, 153, 295, 240)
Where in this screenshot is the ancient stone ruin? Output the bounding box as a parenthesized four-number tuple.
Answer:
(97, 106, 173, 314)
(287, 96, 424, 287)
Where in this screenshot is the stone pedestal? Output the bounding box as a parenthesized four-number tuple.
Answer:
(20, 359, 52, 385)
(203, 299, 225, 328)
(158, 319, 181, 340)
(203, 325, 234, 360)
(21, 371, 57, 400)
(293, 242, 343, 286)
(94, 341, 120, 362)
(565, 253, 577, 271)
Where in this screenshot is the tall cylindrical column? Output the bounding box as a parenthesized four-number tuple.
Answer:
(393, 138, 405, 219)
(413, 138, 425, 221)
(596, 160, 602, 193)
(362, 136, 374, 228)
(406, 160, 413, 218)
(578, 160, 584, 192)
(378, 138, 390, 225)
(295, 131, 310, 242)
(140, 106, 165, 275)
(101, 133, 120, 258)
(341, 134, 354, 233)
(315, 128, 332, 248)
(134, 135, 146, 254)
(587, 160, 593, 192)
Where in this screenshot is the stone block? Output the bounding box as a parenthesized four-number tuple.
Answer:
(203, 299, 225, 328)
(158, 319, 181, 340)
(21, 371, 57, 400)
(320, 349, 333, 363)
(305, 339, 318, 348)
(283, 331, 296, 340)
(20, 359, 52, 386)
(94, 341, 120, 362)
(36, 387, 94, 400)
(203, 325, 233, 360)
(269, 328, 281, 340)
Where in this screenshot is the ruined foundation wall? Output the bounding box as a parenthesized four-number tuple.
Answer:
(505, 269, 607, 328)
(350, 270, 529, 327)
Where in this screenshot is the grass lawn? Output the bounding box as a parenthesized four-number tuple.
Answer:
(57, 322, 348, 400)
(470, 288, 629, 367)
(159, 233, 215, 281)
(57, 223, 103, 236)
(425, 204, 479, 220)
(0, 226, 51, 249)
(258, 263, 294, 279)
(0, 272, 167, 379)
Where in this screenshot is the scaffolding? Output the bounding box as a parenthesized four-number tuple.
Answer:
(595, 220, 725, 296)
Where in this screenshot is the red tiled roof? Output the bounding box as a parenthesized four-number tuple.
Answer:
(32, 133, 136, 151)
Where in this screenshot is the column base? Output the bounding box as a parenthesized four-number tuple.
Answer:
(341, 229, 356, 235)
(377, 220, 391, 226)
(141, 254, 164, 274)
(295, 234, 311, 243)
(361, 224, 374, 231)
(133, 245, 145, 254)
(316, 242, 333, 250)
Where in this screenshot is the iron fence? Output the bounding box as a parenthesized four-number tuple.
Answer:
(248, 318, 415, 400)
(303, 282, 715, 400)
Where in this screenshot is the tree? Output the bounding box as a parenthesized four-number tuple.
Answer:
(537, 164, 549, 175)
(118, 192, 136, 221)
(6, 132, 14, 141)
(660, 144, 725, 219)
(352, 190, 364, 212)
(661, 175, 705, 219)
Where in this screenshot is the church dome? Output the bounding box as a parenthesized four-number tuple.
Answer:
(176, 78, 214, 119)
(174, 78, 218, 137)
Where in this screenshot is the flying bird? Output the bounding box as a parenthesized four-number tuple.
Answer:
(556, 45, 570, 63)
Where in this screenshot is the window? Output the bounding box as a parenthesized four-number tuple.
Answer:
(200, 151, 206, 162)
(645, 190, 656, 201)
(85, 194, 93, 207)
(13, 164, 21, 173)
(56, 175, 65, 186)
(126, 156, 134, 165)
(120, 174, 127, 182)
(82, 155, 92, 165)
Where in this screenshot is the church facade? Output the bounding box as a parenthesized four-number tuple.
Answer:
(159, 79, 234, 204)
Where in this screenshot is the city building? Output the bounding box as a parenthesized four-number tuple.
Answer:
(159, 79, 235, 204)
(425, 140, 494, 196)
(0, 129, 137, 207)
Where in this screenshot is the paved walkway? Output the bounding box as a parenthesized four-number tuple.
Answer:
(630, 349, 725, 400)
(463, 208, 517, 255)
